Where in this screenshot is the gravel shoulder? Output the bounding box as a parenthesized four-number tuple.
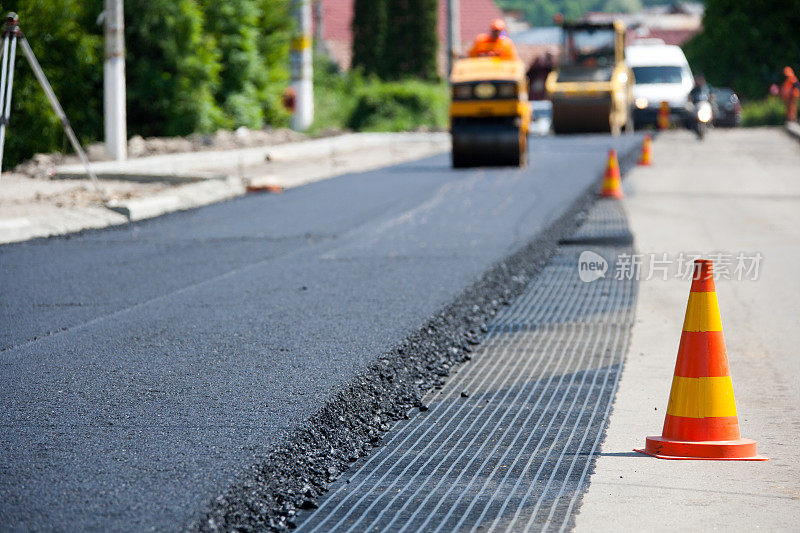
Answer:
(575, 128, 800, 530)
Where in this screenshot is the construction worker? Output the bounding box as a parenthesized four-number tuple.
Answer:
(781, 66, 800, 122)
(468, 19, 518, 60)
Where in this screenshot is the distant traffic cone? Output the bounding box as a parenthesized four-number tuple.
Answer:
(657, 101, 670, 130)
(638, 134, 653, 166)
(600, 149, 624, 199)
(636, 260, 768, 460)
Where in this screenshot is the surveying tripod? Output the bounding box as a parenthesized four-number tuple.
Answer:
(0, 12, 105, 199)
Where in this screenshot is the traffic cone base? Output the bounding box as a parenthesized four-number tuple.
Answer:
(636, 259, 768, 461)
(636, 436, 767, 461)
(638, 134, 653, 166)
(600, 149, 624, 198)
(600, 179, 624, 198)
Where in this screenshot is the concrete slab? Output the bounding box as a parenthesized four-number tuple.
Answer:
(575, 128, 800, 530)
(53, 132, 449, 176)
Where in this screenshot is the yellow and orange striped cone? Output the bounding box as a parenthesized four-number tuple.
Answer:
(638, 134, 653, 166)
(600, 149, 624, 199)
(636, 259, 768, 460)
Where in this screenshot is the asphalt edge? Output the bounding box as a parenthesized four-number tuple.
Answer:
(191, 142, 641, 532)
(1, 133, 449, 246)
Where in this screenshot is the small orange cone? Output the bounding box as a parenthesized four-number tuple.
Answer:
(636, 260, 768, 461)
(600, 149, 624, 199)
(638, 134, 653, 166)
(657, 101, 670, 130)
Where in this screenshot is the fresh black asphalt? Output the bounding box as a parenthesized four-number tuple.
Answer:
(0, 134, 642, 530)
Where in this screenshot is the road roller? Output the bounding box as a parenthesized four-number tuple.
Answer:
(449, 57, 531, 167)
(546, 20, 633, 135)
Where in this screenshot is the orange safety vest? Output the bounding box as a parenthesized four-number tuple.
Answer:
(468, 34, 518, 60)
(782, 75, 800, 100)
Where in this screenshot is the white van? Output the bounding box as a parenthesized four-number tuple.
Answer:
(626, 43, 694, 127)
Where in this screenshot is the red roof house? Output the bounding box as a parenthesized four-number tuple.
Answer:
(315, 0, 505, 73)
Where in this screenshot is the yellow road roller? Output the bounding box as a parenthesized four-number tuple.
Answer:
(449, 57, 531, 167)
(546, 20, 633, 135)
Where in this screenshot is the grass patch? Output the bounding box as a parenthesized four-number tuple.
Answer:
(310, 54, 448, 135)
(741, 96, 786, 127)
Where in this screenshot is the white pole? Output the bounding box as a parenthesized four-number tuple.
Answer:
(290, 0, 313, 131)
(447, 0, 460, 75)
(104, 0, 126, 160)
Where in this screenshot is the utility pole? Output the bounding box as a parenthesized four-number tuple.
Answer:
(290, 0, 313, 131)
(447, 0, 460, 75)
(104, 0, 126, 160)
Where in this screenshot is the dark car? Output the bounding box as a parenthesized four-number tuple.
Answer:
(711, 87, 742, 127)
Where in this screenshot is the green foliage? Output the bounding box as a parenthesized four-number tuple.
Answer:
(0, 0, 103, 168)
(0, 0, 292, 168)
(311, 54, 359, 133)
(200, 0, 291, 130)
(683, 0, 800, 100)
(311, 53, 447, 134)
(125, 0, 223, 137)
(741, 96, 785, 127)
(351, 0, 387, 77)
(384, 0, 439, 81)
(347, 78, 448, 131)
(255, 0, 292, 127)
(352, 0, 438, 81)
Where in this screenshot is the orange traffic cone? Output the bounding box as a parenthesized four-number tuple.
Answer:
(638, 134, 653, 166)
(600, 149, 624, 199)
(636, 260, 768, 461)
(657, 101, 670, 130)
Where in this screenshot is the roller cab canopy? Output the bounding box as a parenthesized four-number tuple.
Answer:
(451, 57, 526, 84)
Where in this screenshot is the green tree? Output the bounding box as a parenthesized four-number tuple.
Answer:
(351, 0, 387, 76)
(254, 0, 292, 127)
(125, 0, 224, 137)
(384, 0, 438, 80)
(683, 0, 800, 100)
(0, 0, 292, 168)
(0, 0, 103, 167)
(201, 0, 291, 129)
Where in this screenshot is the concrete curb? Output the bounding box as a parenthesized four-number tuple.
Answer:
(55, 171, 227, 184)
(2, 132, 449, 244)
(105, 178, 245, 221)
(99, 132, 448, 223)
(55, 132, 450, 177)
(0, 207, 129, 244)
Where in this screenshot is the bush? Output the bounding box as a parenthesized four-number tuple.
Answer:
(741, 97, 786, 127)
(347, 79, 448, 131)
(125, 0, 224, 137)
(311, 54, 448, 134)
(198, 0, 291, 130)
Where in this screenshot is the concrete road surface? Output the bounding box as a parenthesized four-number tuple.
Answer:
(0, 135, 641, 530)
(576, 128, 800, 530)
